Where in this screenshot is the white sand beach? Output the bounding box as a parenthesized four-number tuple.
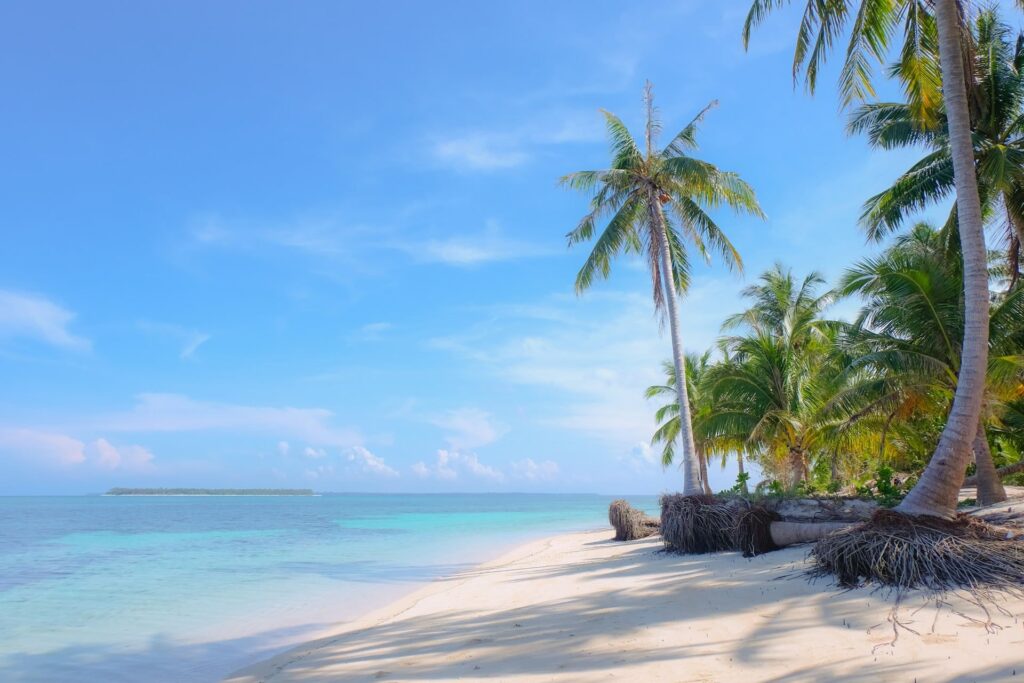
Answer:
(226, 524, 1024, 683)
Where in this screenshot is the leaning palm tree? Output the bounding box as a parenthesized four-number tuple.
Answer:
(562, 82, 764, 496)
(745, 0, 990, 523)
(839, 223, 1024, 504)
(851, 10, 1024, 273)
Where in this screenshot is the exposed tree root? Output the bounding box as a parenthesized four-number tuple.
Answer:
(608, 499, 660, 541)
(810, 509, 1024, 591)
(733, 505, 781, 557)
(659, 494, 738, 553)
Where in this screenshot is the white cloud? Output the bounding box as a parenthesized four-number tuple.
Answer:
(431, 110, 604, 172)
(189, 214, 550, 270)
(92, 438, 154, 471)
(411, 449, 504, 482)
(304, 464, 335, 480)
(303, 446, 327, 459)
(0, 429, 154, 472)
(351, 322, 393, 341)
(94, 393, 362, 448)
(511, 458, 560, 481)
(137, 321, 211, 359)
(399, 220, 553, 266)
(433, 135, 529, 170)
(0, 427, 86, 466)
(430, 407, 506, 449)
(345, 446, 399, 478)
(0, 290, 90, 351)
(277, 440, 290, 456)
(619, 442, 660, 473)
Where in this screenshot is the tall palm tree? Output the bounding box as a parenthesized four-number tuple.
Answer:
(839, 223, 1024, 504)
(851, 10, 1024, 266)
(562, 82, 764, 496)
(744, 0, 991, 520)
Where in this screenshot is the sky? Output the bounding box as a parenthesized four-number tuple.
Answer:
(2, 0, 1011, 495)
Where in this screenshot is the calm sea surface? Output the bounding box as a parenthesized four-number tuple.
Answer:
(0, 493, 657, 682)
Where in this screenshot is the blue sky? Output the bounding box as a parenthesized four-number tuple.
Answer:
(1, 0, 998, 494)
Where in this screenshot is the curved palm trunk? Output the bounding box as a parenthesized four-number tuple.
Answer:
(973, 417, 1007, 506)
(896, 0, 990, 520)
(653, 205, 704, 496)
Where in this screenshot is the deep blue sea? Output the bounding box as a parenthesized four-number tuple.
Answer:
(0, 493, 657, 682)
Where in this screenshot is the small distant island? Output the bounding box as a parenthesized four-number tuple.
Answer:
(105, 488, 316, 496)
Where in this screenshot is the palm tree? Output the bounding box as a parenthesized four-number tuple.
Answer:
(744, 0, 990, 520)
(562, 82, 764, 496)
(702, 267, 850, 488)
(647, 353, 718, 496)
(839, 224, 1024, 504)
(851, 10, 1024, 269)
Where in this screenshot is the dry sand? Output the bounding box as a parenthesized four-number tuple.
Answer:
(226, 517, 1024, 683)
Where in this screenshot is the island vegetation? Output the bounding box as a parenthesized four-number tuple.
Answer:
(571, 0, 1024, 594)
(105, 488, 315, 496)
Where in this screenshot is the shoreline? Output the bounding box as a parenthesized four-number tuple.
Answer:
(226, 526, 1024, 683)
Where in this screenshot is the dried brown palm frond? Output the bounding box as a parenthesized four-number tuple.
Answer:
(608, 499, 660, 541)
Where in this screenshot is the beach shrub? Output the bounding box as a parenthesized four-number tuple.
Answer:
(855, 466, 915, 508)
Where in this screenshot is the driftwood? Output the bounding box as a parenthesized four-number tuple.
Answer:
(608, 499, 660, 541)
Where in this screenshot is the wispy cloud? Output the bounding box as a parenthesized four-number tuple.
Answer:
(430, 109, 604, 171)
(94, 393, 363, 448)
(137, 321, 211, 359)
(429, 407, 506, 449)
(0, 427, 86, 466)
(350, 322, 393, 342)
(399, 220, 555, 266)
(0, 290, 90, 351)
(430, 289, 742, 448)
(188, 214, 551, 268)
(511, 458, 560, 481)
(433, 135, 529, 170)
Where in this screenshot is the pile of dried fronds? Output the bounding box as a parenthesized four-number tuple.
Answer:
(608, 499, 660, 541)
(660, 494, 738, 553)
(810, 509, 1024, 590)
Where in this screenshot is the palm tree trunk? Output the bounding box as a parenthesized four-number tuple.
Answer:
(697, 445, 713, 495)
(653, 204, 704, 496)
(896, 0, 990, 520)
(768, 521, 850, 547)
(787, 447, 806, 488)
(973, 417, 1007, 505)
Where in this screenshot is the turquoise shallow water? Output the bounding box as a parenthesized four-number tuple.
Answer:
(0, 493, 657, 682)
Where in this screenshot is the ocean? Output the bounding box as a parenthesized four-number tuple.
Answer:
(0, 493, 658, 682)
